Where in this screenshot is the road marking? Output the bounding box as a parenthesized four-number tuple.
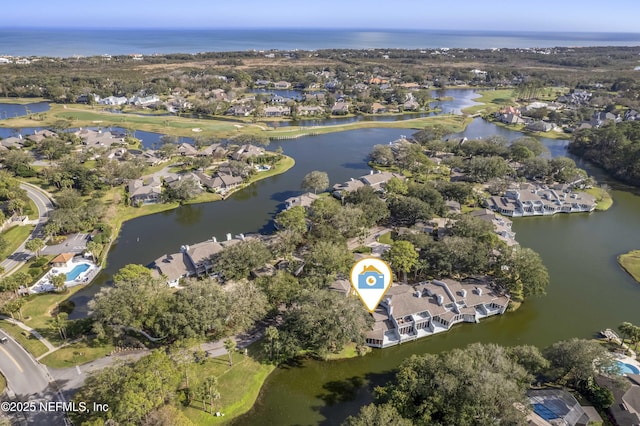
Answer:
(0, 345, 24, 373)
(76, 365, 81, 375)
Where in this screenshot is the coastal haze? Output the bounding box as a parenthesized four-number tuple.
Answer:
(2, 29, 640, 57)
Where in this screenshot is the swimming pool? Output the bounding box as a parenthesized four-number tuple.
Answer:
(617, 361, 640, 375)
(66, 263, 90, 281)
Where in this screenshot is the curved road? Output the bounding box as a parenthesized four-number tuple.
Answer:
(0, 183, 55, 276)
(0, 330, 67, 425)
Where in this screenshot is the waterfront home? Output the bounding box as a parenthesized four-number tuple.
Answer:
(470, 209, 518, 246)
(403, 99, 420, 111)
(152, 252, 193, 287)
(225, 105, 255, 117)
(487, 184, 596, 217)
(128, 177, 162, 205)
(99, 96, 128, 106)
(76, 130, 125, 149)
(526, 121, 555, 132)
(26, 129, 58, 144)
(284, 192, 320, 210)
(365, 277, 509, 348)
(331, 101, 350, 115)
(0, 136, 24, 149)
(198, 144, 227, 158)
(597, 374, 640, 426)
(231, 144, 265, 161)
(210, 172, 243, 193)
(128, 95, 159, 106)
(177, 142, 198, 156)
(526, 389, 597, 426)
(332, 171, 404, 198)
(264, 105, 291, 117)
(297, 106, 325, 116)
(371, 102, 387, 114)
(273, 81, 291, 89)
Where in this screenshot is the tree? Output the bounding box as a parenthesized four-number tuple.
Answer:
(265, 326, 281, 362)
(198, 376, 221, 415)
(51, 273, 67, 293)
(256, 271, 301, 309)
(344, 404, 413, 426)
(466, 156, 511, 182)
(495, 247, 549, 302)
(2, 150, 33, 176)
(85, 240, 102, 263)
(385, 240, 418, 283)
(274, 206, 307, 234)
(384, 177, 408, 195)
(51, 312, 69, 339)
(543, 338, 615, 388)
(25, 238, 45, 259)
(301, 170, 329, 194)
(279, 290, 373, 357)
(165, 177, 202, 202)
(212, 239, 271, 281)
(225, 281, 269, 334)
(4, 297, 25, 320)
(224, 339, 236, 366)
(303, 240, 353, 287)
(377, 343, 531, 425)
(0, 235, 8, 256)
(369, 144, 395, 166)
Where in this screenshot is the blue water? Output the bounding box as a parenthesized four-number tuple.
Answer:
(533, 403, 559, 421)
(66, 263, 90, 281)
(617, 361, 640, 375)
(0, 102, 50, 120)
(1, 29, 640, 57)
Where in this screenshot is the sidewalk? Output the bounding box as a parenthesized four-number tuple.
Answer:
(0, 315, 56, 352)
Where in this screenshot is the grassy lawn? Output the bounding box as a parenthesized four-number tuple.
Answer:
(323, 343, 361, 360)
(0, 372, 5, 392)
(462, 89, 515, 115)
(25, 198, 39, 220)
(618, 250, 640, 284)
(377, 232, 394, 245)
(0, 97, 50, 104)
(0, 224, 35, 260)
(584, 187, 613, 211)
(40, 340, 114, 368)
(21, 285, 85, 331)
(182, 345, 276, 424)
(0, 322, 49, 358)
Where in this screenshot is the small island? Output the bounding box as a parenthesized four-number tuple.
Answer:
(618, 250, 640, 283)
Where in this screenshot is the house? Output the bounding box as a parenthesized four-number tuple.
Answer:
(331, 101, 350, 115)
(403, 99, 420, 111)
(445, 200, 461, 215)
(526, 389, 597, 426)
(332, 179, 365, 199)
(500, 113, 525, 125)
(470, 209, 518, 246)
(526, 121, 554, 132)
(0, 136, 24, 149)
(198, 144, 226, 158)
(273, 81, 291, 89)
(50, 253, 75, 268)
(99, 96, 128, 106)
(360, 171, 404, 190)
(152, 252, 194, 287)
(231, 144, 265, 161)
(76, 130, 125, 149)
(177, 143, 198, 156)
(129, 95, 160, 106)
(264, 106, 291, 117)
(303, 92, 326, 102)
(371, 102, 388, 114)
(26, 129, 58, 144)
(365, 278, 509, 348)
(298, 106, 325, 116)
(487, 184, 596, 217)
(128, 177, 162, 205)
(596, 373, 640, 426)
(590, 111, 621, 128)
(210, 172, 243, 192)
(284, 192, 320, 210)
(369, 77, 389, 85)
(181, 239, 225, 277)
(225, 105, 255, 116)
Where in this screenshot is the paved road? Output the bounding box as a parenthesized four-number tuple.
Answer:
(0, 330, 67, 425)
(0, 183, 55, 277)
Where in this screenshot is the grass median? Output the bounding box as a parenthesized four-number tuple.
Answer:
(0, 322, 49, 358)
(0, 224, 35, 261)
(40, 340, 114, 368)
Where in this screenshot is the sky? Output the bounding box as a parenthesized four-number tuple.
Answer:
(2, 0, 640, 33)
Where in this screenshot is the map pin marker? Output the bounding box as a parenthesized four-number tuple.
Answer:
(350, 257, 393, 313)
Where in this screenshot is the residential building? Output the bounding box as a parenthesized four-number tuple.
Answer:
(50, 253, 75, 268)
(331, 101, 350, 115)
(365, 278, 509, 348)
(26, 129, 58, 144)
(177, 142, 198, 156)
(487, 184, 596, 217)
(470, 209, 518, 246)
(597, 373, 640, 426)
(128, 177, 162, 205)
(0, 136, 24, 149)
(526, 121, 555, 132)
(152, 252, 194, 287)
(98, 96, 128, 106)
(232, 144, 265, 161)
(210, 172, 243, 193)
(526, 389, 597, 426)
(284, 192, 320, 210)
(264, 105, 291, 117)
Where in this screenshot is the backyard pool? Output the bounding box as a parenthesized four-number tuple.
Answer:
(617, 361, 640, 375)
(66, 263, 91, 281)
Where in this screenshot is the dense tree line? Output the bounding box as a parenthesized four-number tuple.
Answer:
(570, 121, 640, 186)
(345, 339, 618, 426)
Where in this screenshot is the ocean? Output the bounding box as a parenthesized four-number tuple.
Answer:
(1, 28, 640, 57)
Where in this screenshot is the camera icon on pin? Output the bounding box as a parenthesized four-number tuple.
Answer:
(357, 265, 385, 289)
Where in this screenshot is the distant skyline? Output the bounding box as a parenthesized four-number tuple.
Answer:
(3, 0, 640, 33)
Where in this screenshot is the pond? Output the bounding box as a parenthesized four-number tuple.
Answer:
(0, 101, 49, 120)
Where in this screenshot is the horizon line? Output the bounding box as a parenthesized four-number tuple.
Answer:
(1, 26, 640, 35)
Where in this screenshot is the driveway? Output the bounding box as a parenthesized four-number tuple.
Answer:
(0, 183, 55, 276)
(0, 330, 68, 425)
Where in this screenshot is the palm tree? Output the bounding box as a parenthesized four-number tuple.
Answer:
(265, 326, 279, 361)
(25, 238, 45, 259)
(51, 273, 67, 293)
(618, 322, 634, 346)
(223, 338, 236, 366)
(86, 241, 102, 264)
(51, 312, 68, 339)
